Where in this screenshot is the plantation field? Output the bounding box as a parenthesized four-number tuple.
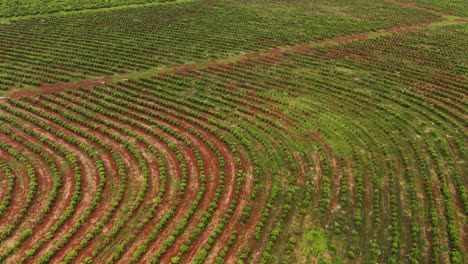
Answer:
(0, 0, 176, 18)
(398, 0, 468, 17)
(0, 0, 466, 263)
(0, 0, 442, 93)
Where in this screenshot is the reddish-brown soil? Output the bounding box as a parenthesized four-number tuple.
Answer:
(0, 128, 57, 254)
(126, 100, 227, 263)
(49, 126, 140, 262)
(1, 127, 74, 261)
(0, 149, 28, 234)
(90, 93, 204, 262)
(170, 64, 200, 74)
(173, 127, 241, 263)
(95, 83, 266, 262)
(49, 85, 223, 264)
(13, 105, 103, 263)
(44, 91, 186, 263)
(1, 1, 465, 261)
(61, 80, 268, 264)
(10, 78, 112, 99)
(204, 154, 252, 262)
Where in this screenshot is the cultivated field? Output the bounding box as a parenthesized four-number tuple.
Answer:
(0, 0, 466, 263)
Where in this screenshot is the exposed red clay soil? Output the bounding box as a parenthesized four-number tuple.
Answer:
(2, 1, 466, 260)
(43, 91, 183, 263)
(0, 131, 59, 255)
(0, 149, 29, 232)
(10, 78, 112, 99)
(109, 147, 197, 263)
(136, 113, 225, 263)
(77, 82, 256, 263)
(50, 131, 139, 262)
(0, 172, 6, 204)
(5, 102, 108, 263)
(2, 129, 75, 262)
(66, 87, 208, 263)
(206, 151, 262, 264)
(170, 64, 199, 74)
(104, 136, 196, 263)
(175, 130, 241, 263)
(77, 150, 172, 262)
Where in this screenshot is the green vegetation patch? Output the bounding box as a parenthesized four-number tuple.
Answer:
(302, 228, 329, 257)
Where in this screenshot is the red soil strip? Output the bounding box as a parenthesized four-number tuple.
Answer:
(81, 114, 187, 263)
(6, 104, 103, 263)
(334, 33, 373, 44)
(174, 129, 241, 263)
(171, 64, 199, 74)
(37, 93, 164, 263)
(73, 91, 204, 263)
(51, 139, 138, 262)
(205, 151, 259, 264)
(0, 150, 28, 230)
(81, 83, 246, 263)
(75, 145, 174, 263)
(1, 128, 74, 261)
(0, 134, 58, 255)
(0, 171, 6, 204)
(137, 119, 223, 263)
(9, 78, 112, 99)
(206, 93, 290, 261)
(113, 146, 197, 263)
(133, 146, 209, 263)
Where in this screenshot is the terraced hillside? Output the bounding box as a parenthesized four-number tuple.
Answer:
(0, 0, 466, 263)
